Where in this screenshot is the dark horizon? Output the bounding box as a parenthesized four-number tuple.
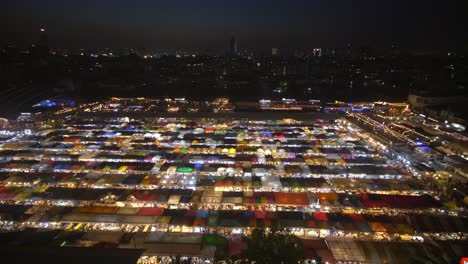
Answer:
(2, 0, 468, 51)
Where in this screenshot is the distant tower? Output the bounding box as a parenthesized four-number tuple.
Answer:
(272, 48, 279, 56)
(229, 35, 237, 55)
(313, 48, 322, 57)
(37, 28, 50, 56)
(39, 28, 48, 45)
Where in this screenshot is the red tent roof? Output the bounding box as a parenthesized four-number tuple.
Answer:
(137, 207, 164, 216)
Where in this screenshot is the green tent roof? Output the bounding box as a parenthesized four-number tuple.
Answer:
(176, 167, 193, 173)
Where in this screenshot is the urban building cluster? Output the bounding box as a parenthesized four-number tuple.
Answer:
(1, 32, 467, 123)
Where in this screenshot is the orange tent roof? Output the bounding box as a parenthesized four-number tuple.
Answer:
(273, 192, 309, 205)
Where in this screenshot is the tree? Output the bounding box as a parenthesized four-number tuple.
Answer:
(237, 227, 306, 264)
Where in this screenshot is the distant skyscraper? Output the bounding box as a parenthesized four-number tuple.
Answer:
(294, 49, 305, 58)
(38, 28, 48, 47)
(272, 48, 279, 56)
(229, 36, 237, 55)
(36, 28, 50, 56)
(313, 48, 322, 57)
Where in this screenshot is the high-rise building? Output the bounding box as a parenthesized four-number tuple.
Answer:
(272, 48, 279, 56)
(313, 48, 322, 57)
(229, 36, 237, 55)
(294, 49, 305, 58)
(33, 28, 50, 57)
(39, 28, 47, 44)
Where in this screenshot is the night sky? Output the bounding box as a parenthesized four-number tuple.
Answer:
(2, 0, 467, 50)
